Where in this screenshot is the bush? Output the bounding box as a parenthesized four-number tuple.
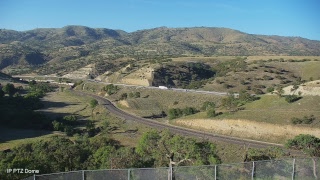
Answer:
(303, 115, 315, 124)
(291, 117, 303, 125)
(183, 107, 197, 116)
(103, 84, 119, 95)
(284, 95, 301, 103)
(63, 115, 77, 122)
(90, 99, 98, 108)
(201, 101, 215, 111)
(291, 115, 315, 124)
(266, 87, 275, 93)
(120, 93, 128, 100)
(134, 92, 140, 98)
(168, 107, 198, 119)
(207, 108, 216, 118)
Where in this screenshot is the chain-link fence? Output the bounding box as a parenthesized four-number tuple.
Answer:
(23, 158, 319, 180)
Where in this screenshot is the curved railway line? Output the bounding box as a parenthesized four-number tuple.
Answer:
(72, 90, 285, 149)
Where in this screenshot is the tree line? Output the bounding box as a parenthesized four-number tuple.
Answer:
(0, 130, 220, 180)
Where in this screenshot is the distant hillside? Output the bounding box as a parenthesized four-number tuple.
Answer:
(1, 25, 320, 73)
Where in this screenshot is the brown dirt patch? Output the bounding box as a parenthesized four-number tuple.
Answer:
(175, 119, 320, 143)
(118, 100, 130, 108)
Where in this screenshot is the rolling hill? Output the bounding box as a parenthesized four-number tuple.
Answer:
(1, 25, 320, 74)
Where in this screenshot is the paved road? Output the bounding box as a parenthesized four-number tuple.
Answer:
(72, 90, 283, 149)
(13, 75, 232, 96)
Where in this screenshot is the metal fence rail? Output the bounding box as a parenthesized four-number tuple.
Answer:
(23, 158, 319, 180)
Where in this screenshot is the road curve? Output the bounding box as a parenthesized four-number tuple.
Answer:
(72, 90, 283, 149)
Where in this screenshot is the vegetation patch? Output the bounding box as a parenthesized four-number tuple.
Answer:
(291, 115, 315, 125)
(168, 107, 198, 119)
(0, 130, 220, 180)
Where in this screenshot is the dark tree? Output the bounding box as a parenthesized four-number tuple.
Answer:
(2, 83, 15, 97)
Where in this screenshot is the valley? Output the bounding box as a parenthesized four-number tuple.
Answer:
(1, 26, 320, 179)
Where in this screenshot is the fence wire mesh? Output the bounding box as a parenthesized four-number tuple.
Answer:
(217, 161, 253, 180)
(173, 165, 216, 180)
(294, 158, 319, 180)
(254, 159, 293, 180)
(130, 167, 168, 180)
(35, 171, 83, 180)
(85, 169, 128, 180)
(23, 158, 319, 180)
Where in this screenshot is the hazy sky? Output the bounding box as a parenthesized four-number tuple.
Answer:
(1, 0, 319, 40)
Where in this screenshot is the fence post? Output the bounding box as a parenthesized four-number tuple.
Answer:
(214, 165, 217, 180)
(170, 165, 173, 180)
(291, 159, 295, 180)
(167, 166, 173, 180)
(251, 161, 255, 180)
(82, 170, 85, 180)
(128, 169, 131, 180)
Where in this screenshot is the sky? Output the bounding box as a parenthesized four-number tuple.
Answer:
(0, 0, 319, 40)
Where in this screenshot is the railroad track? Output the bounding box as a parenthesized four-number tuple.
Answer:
(72, 90, 286, 149)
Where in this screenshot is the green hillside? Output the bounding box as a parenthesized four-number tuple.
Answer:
(1, 26, 320, 75)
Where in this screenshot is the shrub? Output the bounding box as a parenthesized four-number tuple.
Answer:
(291, 115, 315, 124)
(90, 99, 98, 108)
(63, 115, 77, 122)
(183, 107, 197, 116)
(168, 107, 198, 119)
(303, 115, 315, 124)
(201, 101, 215, 111)
(120, 93, 128, 100)
(266, 87, 274, 93)
(291, 117, 303, 125)
(207, 108, 216, 118)
(134, 92, 141, 98)
(103, 84, 119, 95)
(284, 95, 301, 103)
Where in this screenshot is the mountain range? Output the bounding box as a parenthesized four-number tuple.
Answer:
(0, 25, 320, 73)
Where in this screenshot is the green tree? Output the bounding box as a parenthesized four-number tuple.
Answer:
(90, 99, 98, 108)
(207, 108, 216, 118)
(284, 95, 301, 103)
(183, 107, 197, 116)
(266, 87, 275, 93)
(2, 83, 15, 97)
(52, 120, 63, 131)
(201, 101, 215, 111)
(168, 108, 182, 119)
(285, 134, 320, 157)
(245, 147, 285, 161)
(221, 93, 238, 111)
(286, 134, 320, 178)
(238, 90, 255, 102)
(136, 130, 220, 167)
(136, 130, 161, 158)
(103, 84, 119, 95)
